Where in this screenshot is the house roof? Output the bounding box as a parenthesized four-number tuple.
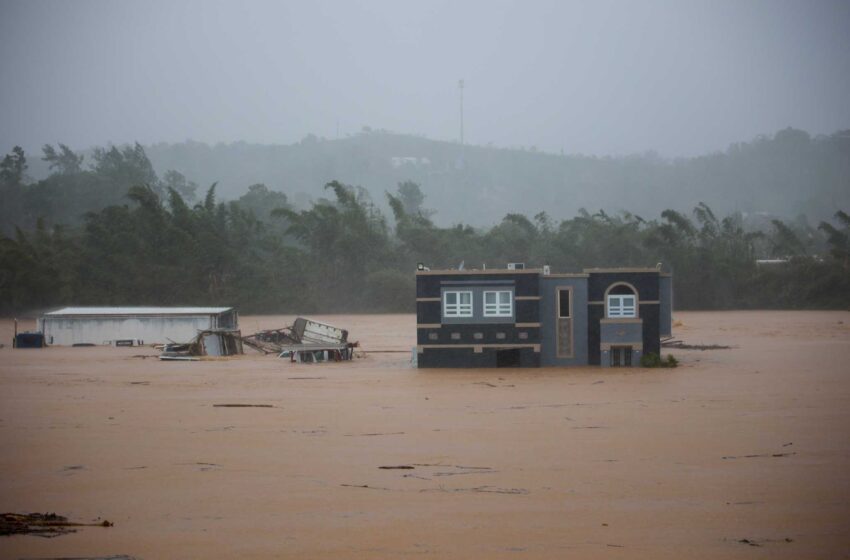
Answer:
(43, 307, 233, 316)
(417, 267, 669, 276)
(416, 268, 543, 275)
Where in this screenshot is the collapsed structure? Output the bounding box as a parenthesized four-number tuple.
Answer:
(32, 308, 355, 364)
(416, 265, 672, 368)
(159, 329, 244, 360)
(243, 317, 357, 362)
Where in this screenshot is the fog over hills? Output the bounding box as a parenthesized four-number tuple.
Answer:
(132, 128, 847, 226)
(4, 1, 850, 228)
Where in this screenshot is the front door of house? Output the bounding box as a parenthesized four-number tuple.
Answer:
(610, 345, 633, 367)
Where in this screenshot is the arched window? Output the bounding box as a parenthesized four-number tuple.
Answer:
(606, 283, 637, 318)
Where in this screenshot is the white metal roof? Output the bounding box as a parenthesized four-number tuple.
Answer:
(44, 307, 233, 316)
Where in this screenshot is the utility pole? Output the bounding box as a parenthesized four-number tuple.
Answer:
(458, 79, 464, 145)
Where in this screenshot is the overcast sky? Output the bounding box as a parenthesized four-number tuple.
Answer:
(1, 0, 849, 157)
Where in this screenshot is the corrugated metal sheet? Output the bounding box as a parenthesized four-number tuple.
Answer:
(45, 306, 233, 316)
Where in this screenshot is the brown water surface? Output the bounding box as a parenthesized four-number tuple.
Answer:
(1, 311, 848, 558)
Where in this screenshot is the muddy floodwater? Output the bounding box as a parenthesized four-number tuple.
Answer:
(1, 311, 849, 559)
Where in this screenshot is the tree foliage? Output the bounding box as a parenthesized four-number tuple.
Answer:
(1, 144, 848, 314)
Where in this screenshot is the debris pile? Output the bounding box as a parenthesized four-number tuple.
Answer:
(241, 327, 300, 355)
(242, 317, 359, 363)
(0, 512, 112, 537)
(662, 338, 731, 350)
(159, 329, 244, 361)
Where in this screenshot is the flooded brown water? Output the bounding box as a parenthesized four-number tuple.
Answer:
(1, 311, 849, 559)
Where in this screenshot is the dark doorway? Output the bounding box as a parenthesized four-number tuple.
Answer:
(610, 346, 633, 367)
(496, 348, 521, 367)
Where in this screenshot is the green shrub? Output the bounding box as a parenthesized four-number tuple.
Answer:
(640, 352, 678, 368)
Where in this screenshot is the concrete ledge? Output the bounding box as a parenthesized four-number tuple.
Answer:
(418, 343, 540, 353)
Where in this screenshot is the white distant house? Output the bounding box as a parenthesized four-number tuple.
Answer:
(391, 156, 431, 168)
(38, 307, 238, 346)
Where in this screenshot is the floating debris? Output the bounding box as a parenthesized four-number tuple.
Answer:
(213, 404, 274, 408)
(0, 512, 112, 538)
(662, 338, 731, 350)
(722, 452, 796, 460)
(159, 329, 244, 360)
(242, 317, 359, 363)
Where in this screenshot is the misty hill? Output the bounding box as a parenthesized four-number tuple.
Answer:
(134, 128, 850, 226)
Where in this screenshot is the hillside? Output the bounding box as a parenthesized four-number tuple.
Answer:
(135, 128, 850, 226)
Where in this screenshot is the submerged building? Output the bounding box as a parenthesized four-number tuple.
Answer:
(416, 266, 672, 368)
(39, 307, 238, 346)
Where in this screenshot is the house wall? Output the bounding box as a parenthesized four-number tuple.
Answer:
(40, 315, 218, 346)
(600, 319, 643, 345)
(660, 275, 673, 337)
(439, 282, 516, 324)
(416, 269, 668, 369)
(639, 303, 661, 357)
(587, 271, 661, 365)
(599, 319, 644, 367)
(416, 271, 541, 368)
(217, 309, 238, 329)
(539, 276, 588, 366)
(418, 347, 539, 368)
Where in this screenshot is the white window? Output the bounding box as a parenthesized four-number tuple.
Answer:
(483, 290, 512, 317)
(607, 295, 637, 318)
(443, 290, 472, 317)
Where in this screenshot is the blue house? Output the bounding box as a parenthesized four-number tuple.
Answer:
(416, 266, 672, 368)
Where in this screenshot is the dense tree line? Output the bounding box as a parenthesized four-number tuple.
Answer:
(18, 128, 850, 228)
(1, 144, 848, 315)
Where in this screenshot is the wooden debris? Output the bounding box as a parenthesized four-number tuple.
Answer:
(722, 452, 796, 460)
(662, 339, 731, 350)
(0, 512, 112, 538)
(732, 537, 794, 547)
(379, 465, 415, 469)
(242, 318, 358, 362)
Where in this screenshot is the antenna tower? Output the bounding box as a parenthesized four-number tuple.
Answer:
(458, 79, 464, 145)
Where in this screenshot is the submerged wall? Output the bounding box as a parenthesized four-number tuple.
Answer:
(539, 276, 588, 366)
(40, 315, 217, 345)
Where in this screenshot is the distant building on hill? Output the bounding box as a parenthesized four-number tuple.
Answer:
(38, 307, 238, 346)
(391, 156, 431, 168)
(415, 265, 672, 368)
